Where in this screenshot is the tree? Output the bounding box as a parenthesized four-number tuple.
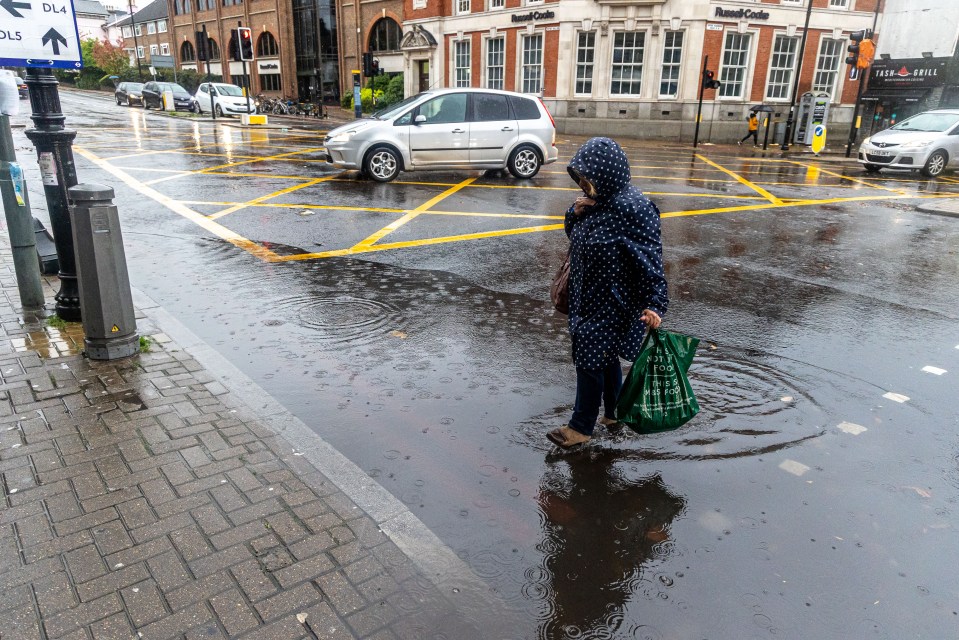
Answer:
(92, 38, 131, 77)
(80, 38, 99, 71)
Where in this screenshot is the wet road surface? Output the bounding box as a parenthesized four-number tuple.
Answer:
(8, 90, 959, 638)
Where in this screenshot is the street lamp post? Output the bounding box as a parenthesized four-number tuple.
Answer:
(23, 70, 82, 321)
(780, 0, 815, 150)
(128, 0, 143, 81)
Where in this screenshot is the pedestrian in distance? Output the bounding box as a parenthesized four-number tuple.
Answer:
(738, 112, 760, 147)
(547, 137, 669, 449)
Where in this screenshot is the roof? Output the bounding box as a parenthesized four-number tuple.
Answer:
(74, 0, 109, 17)
(114, 0, 168, 26)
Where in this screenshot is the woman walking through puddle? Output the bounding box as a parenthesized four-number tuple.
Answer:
(547, 137, 668, 448)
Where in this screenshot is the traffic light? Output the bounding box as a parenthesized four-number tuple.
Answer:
(846, 30, 864, 66)
(362, 52, 374, 77)
(238, 27, 253, 61)
(195, 31, 208, 61)
(702, 69, 721, 90)
(371, 58, 380, 76)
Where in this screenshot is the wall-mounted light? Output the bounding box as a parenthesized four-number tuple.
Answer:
(921, 51, 933, 58)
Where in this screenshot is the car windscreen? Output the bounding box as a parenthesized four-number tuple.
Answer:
(127, 83, 144, 90)
(159, 83, 187, 93)
(215, 85, 245, 97)
(373, 94, 426, 120)
(891, 113, 959, 132)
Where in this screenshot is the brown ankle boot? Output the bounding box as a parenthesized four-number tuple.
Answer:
(546, 426, 591, 448)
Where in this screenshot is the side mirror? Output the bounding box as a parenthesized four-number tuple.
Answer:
(414, 114, 426, 125)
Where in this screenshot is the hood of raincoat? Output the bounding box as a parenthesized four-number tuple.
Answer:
(567, 137, 632, 200)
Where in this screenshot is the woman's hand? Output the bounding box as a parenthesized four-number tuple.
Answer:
(573, 197, 596, 216)
(640, 309, 662, 330)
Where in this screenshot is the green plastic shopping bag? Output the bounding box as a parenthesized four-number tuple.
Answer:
(616, 329, 700, 433)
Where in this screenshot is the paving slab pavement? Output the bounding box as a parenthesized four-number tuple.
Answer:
(0, 238, 515, 639)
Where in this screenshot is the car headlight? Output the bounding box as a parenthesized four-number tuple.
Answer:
(328, 130, 358, 144)
(902, 140, 933, 149)
(861, 137, 871, 146)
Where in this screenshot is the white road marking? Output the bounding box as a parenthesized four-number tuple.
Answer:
(921, 366, 946, 376)
(837, 421, 868, 435)
(779, 459, 810, 476)
(882, 392, 909, 403)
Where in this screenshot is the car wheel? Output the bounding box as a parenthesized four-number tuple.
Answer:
(863, 164, 882, 173)
(192, 101, 202, 114)
(215, 104, 223, 118)
(116, 96, 123, 105)
(507, 145, 542, 179)
(364, 146, 401, 182)
(922, 150, 948, 178)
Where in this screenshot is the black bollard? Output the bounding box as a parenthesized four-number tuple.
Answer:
(23, 68, 82, 321)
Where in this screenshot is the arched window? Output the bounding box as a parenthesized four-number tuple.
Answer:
(256, 31, 279, 57)
(208, 38, 220, 61)
(368, 18, 401, 53)
(180, 40, 196, 62)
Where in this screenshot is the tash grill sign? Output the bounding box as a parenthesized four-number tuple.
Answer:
(869, 58, 948, 89)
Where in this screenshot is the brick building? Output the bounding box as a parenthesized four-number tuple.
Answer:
(163, 0, 402, 100)
(401, 0, 883, 141)
(117, 0, 172, 71)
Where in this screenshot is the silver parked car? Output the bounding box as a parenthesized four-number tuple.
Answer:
(323, 88, 559, 182)
(858, 109, 959, 178)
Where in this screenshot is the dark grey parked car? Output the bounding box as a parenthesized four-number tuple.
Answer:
(14, 76, 28, 99)
(115, 82, 144, 106)
(142, 82, 193, 111)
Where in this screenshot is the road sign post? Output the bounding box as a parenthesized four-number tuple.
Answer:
(1, 0, 85, 319)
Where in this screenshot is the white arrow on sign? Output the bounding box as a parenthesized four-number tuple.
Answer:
(0, 0, 83, 69)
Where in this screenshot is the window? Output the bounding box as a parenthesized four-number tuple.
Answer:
(122, 26, 132, 37)
(575, 31, 595, 95)
(180, 41, 196, 62)
(160, 43, 169, 56)
(256, 31, 279, 57)
(456, 0, 469, 14)
(157, 20, 167, 32)
(369, 18, 401, 53)
(719, 32, 751, 98)
(208, 38, 220, 61)
(222, 0, 242, 7)
(473, 93, 508, 121)
(486, 37, 504, 90)
(813, 37, 843, 99)
(489, 0, 504, 8)
(147, 22, 156, 35)
(781, 0, 803, 4)
(418, 93, 467, 124)
(829, 0, 848, 6)
(150, 44, 159, 56)
(134, 24, 141, 36)
(611, 31, 645, 96)
(261, 74, 281, 91)
(659, 30, 683, 97)
(508, 95, 539, 120)
(454, 40, 471, 87)
(136, 46, 144, 58)
(766, 35, 798, 100)
(413, 0, 426, 8)
(522, 33, 543, 94)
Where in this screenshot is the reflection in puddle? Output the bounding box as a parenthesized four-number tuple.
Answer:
(9, 324, 85, 359)
(530, 450, 685, 639)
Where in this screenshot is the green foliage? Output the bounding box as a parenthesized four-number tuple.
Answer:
(139, 335, 153, 353)
(341, 73, 405, 113)
(46, 315, 67, 330)
(92, 39, 130, 77)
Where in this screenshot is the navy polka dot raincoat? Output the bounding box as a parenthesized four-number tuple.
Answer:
(564, 137, 669, 369)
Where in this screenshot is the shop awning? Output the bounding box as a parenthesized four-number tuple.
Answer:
(861, 88, 930, 103)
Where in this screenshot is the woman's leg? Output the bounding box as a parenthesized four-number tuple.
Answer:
(568, 367, 604, 436)
(602, 360, 622, 420)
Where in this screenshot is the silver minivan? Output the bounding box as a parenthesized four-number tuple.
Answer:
(858, 109, 959, 178)
(323, 88, 559, 182)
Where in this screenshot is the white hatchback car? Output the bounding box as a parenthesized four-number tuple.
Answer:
(858, 109, 959, 178)
(323, 88, 559, 182)
(191, 83, 256, 117)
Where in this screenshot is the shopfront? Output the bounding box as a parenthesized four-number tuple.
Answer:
(863, 57, 949, 134)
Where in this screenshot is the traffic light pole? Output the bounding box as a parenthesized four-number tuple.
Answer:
(846, 2, 883, 157)
(780, 0, 814, 150)
(201, 25, 215, 122)
(693, 55, 707, 148)
(237, 22, 253, 115)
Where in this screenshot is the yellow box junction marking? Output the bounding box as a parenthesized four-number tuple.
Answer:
(695, 154, 782, 204)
